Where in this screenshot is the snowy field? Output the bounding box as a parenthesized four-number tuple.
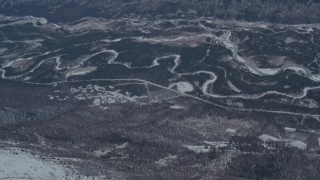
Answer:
(0, 147, 77, 179)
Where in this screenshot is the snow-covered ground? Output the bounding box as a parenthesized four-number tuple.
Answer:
(183, 145, 211, 153)
(284, 127, 297, 132)
(258, 134, 279, 142)
(203, 141, 229, 149)
(258, 134, 309, 150)
(171, 82, 194, 93)
(170, 105, 187, 110)
(155, 155, 177, 167)
(225, 128, 237, 134)
(287, 141, 307, 150)
(0, 147, 77, 180)
(66, 66, 97, 78)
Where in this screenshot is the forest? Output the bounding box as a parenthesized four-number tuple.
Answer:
(1, 0, 320, 23)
